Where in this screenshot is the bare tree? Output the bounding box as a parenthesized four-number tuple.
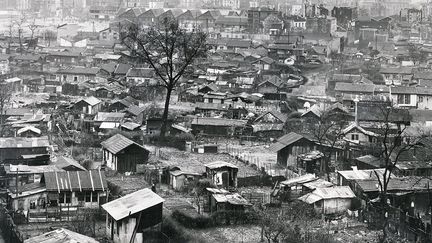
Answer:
(302, 104, 350, 181)
(27, 19, 39, 50)
(14, 15, 27, 54)
(6, 18, 15, 53)
(121, 20, 208, 137)
(365, 101, 428, 242)
(0, 83, 12, 137)
(43, 30, 57, 47)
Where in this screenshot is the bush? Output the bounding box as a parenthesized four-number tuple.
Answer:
(162, 215, 207, 243)
(171, 209, 213, 228)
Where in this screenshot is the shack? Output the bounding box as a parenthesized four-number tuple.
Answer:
(205, 161, 238, 189)
(102, 188, 165, 243)
(298, 186, 356, 215)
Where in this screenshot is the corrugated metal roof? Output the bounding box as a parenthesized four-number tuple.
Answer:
(212, 193, 252, 205)
(5, 164, 62, 175)
(101, 134, 148, 154)
(53, 156, 86, 171)
(191, 117, 247, 127)
(0, 136, 50, 148)
(94, 112, 125, 122)
(205, 161, 238, 170)
(337, 169, 387, 181)
(302, 179, 333, 190)
(298, 186, 355, 204)
(280, 174, 316, 187)
(44, 170, 107, 192)
(24, 228, 99, 243)
(102, 188, 165, 221)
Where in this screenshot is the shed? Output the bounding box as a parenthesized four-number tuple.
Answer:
(101, 134, 149, 173)
(102, 188, 165, 243)
(205, 161, 238, 188)
(24, 228, 99, 243)
(298, 186, 356, 215)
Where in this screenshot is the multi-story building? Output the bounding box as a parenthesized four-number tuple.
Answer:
(400, 8, 423, 23)
(248, 7, 280, 33)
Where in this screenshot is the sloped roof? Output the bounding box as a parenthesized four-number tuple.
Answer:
(334, 83, 375, 93)
(337, 168, 388, 181)
(94, 112, 125, 122)
(126, 68, 154, 78)
(342, 122, 379, 137)
(102, 188, 165, 221)
(269, 132, 315, 152)
(54, 156, 86, 171)
(0, 136, 50, 148)
(380, 66, 413, 74)
(127, 105, 147, 116)
(24, 228, 98, 243)
(101, 134, 148, 154)
(57, 67, 99, 75)
(298, 186, 355, 204)
(44, 170, 107, 192)
(280, 174, 317, 187)
(205, 161, 238, 170)
(114, 63, 132, 75)
(191, 117, 247, 127)
(254, 110, 288, 123)
(17, 126, 41, 135)
(82, 96, 101, 106)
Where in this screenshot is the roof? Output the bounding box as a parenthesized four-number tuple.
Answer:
(298, 186, 355, 204)
(102, 188, 165, 221)
(126, 68, 154, 78)
(57, 67, 99, 75)
(24, 228, 99, 243)
(269, 132, 314, 152)
(380, 66, 413, 74)
(334, 83, 375, 93)
(8, 182, 47, 198)
(342, 122, 378, 137)
(191, 117, 247, 127)
(17, 126, 41, 135)
(0, 136, 50, 148)
(94, 112, 125, 122)
(114, 63, 132, 75)
(337, 168, 387, 181)
(127, 105, 146, 116)
(80, 96, 101, 106)
(212, 193, 252, 206)
(356, 177, 432, 193)
(355, 155, 382, 168)
(101, 134, 149, 154)
(205, 161, 238, 170)
(53, 156, 86, 171)
(44, 170, 107, 192)
(5, 164, 62, 175)
(280, 174, 317, 187)
(302, 178, 334, 190)
(215, 16, 248, 26)
(121, 122, 141, 131)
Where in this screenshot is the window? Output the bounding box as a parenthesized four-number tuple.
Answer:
(18, 200, 24, 210)
(398, 94, 411, 104)
(92, 192, 97, 203)
(77, 192, 85, 201)
(419, 95, 424, 103)
(208, 98, 213, 103)
(73, 76, 78, 82)
(351, 134, 359, 141)
(85, 192, 91, 202)
(30, 200, 36, 209)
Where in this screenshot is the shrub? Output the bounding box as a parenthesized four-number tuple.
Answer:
(171, 209, 213, 228)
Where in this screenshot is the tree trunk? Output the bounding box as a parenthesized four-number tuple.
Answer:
(159, 87, 172, 138)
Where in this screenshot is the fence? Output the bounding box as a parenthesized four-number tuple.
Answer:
(0, 205, 24, 243)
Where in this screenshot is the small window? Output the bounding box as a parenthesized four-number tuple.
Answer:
(65, 192, 71, 204)
(85, 192, 91, 202)
(351, 134, 359, 141)
(30, 200, 36, 209)
(74, 76, 78, 82)
(77, 192, 85, 201)
(92, 192, 97, 203)
(18, 200, 24, 210)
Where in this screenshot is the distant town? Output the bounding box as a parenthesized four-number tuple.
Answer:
(0, 0, 432, 243)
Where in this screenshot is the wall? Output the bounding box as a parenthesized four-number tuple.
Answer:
(318, 198, 352, 214)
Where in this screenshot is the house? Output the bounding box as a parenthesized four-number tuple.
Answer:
(45, 51, 83, 66)
(197, 10, 219, 30)
(205, 161, 238, 188)
(214, 15, 248, 31)
(126, 105, 147, 124)
(191, 117, 247, 136)
(390, 86, 418, 108)
(24, 228, 99, 243)
(0, 136, 50, 164)
(257, 76, 285, 94)
(138, 9, 165, 27)
(252, 110, 288, 137)
(3, 164, 62, 188)
(380, 67, 413, 85)
(57, 67, 100, 83)
(298, 186, 356, 215)
(109, 96, 138, 112)
(102, 188, 165, 243)
(342, 122, 379, 145)
(8, 170, 107, 218)
(43, 170, 107, 207)
(253, 57, 275, 70)
(177, 10, 201, 31)
(270, 132, 317, 167)
(59, 36, 88, 48)
(73, 96, 102, 115)
(146, 117, 174, 136)
(126, 68, 156, 86)
(101, 134, 150, 173)
(273, 174, 333, 202)
(94, 112, 126, 131)
(208, 190, 252, 213)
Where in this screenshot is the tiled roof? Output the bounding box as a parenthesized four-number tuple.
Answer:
(44, 170, 107, 192)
